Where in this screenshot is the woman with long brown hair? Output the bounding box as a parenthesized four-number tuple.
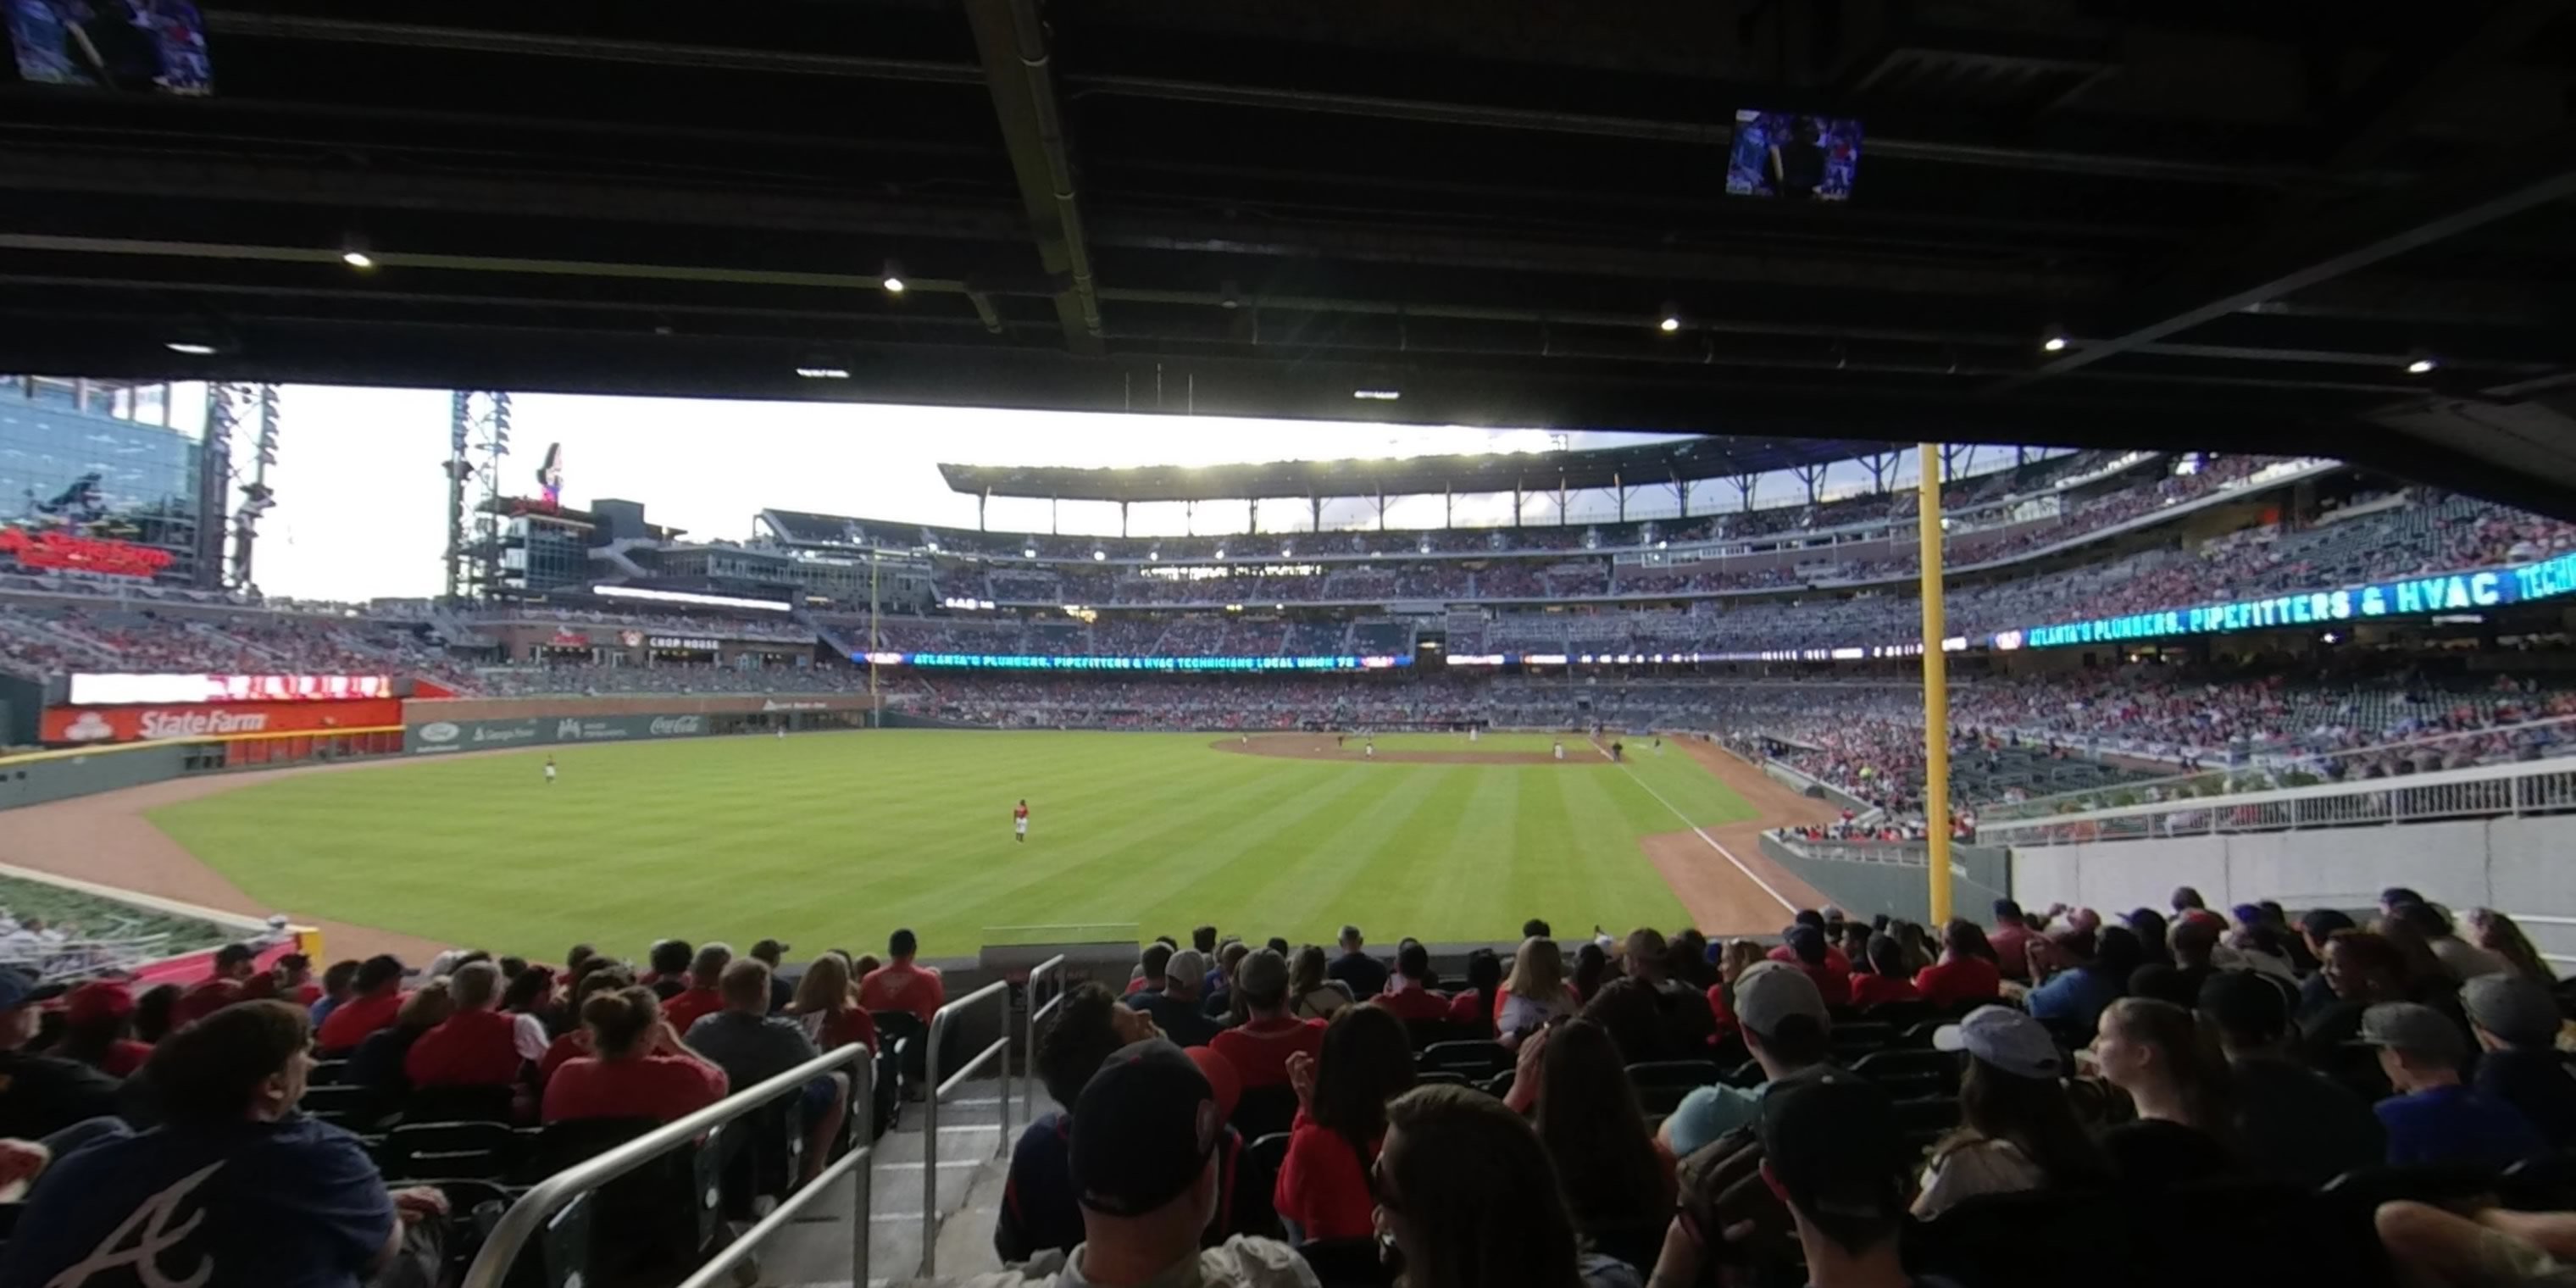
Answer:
(1291, 944, 1353, 1020)
(1914, 1006, 2107, 1218)
(2469, 908, 2558, 985)
(1374, 1083, 1629, 1288)
(789, 952, 880, 1053)
(1528, 1019, 1673, 1229)
(1276, 1003, 1415, 1242)
(2094, 997, 2240, 1186)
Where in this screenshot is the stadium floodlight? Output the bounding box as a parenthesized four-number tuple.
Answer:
(1213, 547, 1225, 558)
(591, 585, 789, 613)
(881, 259, 907, 293)
(1092, 550, 1106, 561)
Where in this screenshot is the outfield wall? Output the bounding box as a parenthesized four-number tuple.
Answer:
(2007, 816, 2576, 964)
(401, 693, 880, 752)
(1757, 833, 2012, 928)
(0, 741, 198, 809)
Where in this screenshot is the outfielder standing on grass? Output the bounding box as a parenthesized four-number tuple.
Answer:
(1013, 798, 1030, 843)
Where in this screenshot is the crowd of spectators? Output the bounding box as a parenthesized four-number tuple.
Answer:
(2, 885, 2571, 1288)
(463, 606, 813, 643)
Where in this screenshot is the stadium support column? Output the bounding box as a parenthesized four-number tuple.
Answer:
(1917, 443, 1953, 927)
(868, 551, 881, 726)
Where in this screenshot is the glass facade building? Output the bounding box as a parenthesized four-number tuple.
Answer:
(0, 377, 204, 583)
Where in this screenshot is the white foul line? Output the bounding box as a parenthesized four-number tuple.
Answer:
(1594, 741, 1797, 913)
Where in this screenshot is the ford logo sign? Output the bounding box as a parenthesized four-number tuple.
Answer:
(419, 721, 461, 743)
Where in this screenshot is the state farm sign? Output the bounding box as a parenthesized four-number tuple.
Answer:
(41, 698, 403, 745)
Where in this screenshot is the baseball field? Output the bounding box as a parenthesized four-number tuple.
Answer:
(130, 730, 1793, 961)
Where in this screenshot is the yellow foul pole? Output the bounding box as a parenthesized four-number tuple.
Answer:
(1918, 443, 1953, 926)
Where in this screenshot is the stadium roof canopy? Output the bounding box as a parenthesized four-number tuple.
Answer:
(938, 437, 1898, 504)
(6, 2, 2576, 514)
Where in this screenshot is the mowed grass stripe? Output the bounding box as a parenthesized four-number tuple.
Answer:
(148, 730, 1752, 958)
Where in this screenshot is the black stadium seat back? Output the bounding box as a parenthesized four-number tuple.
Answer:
(1624, 1060, 1724, 1091)
(1862, 1000, 1935, 1030)
(298, 1082, 374, 1128)
(532, 1117, 718, 1270)
(1828, 1021, 1895, 1059)
(1411, 1070, 1468, 1086)
(403, 1084, 516, 1127)
(383, 1120, 521, 1182)
(1418, 1040, 1511, 1079)
(1299, 1236, 1398, 1288)
(1852, 1048, 1963, 1098)
(1906, 1188, 2140, 1287)
(308, 1058, 350, 1086)
(2505, 1154, 2576, 1210)
(1404, 1018, 1485, 1048)
(2319, 1163, 2506, 1213)
(1479, 1069, 1515, 1100)
(2136, 1180, 2369, 1287)
(1232, 1084, 1300, 1141)
(1246, 1130, 1291, 1181)
(1888, 1096, 1963, 1153)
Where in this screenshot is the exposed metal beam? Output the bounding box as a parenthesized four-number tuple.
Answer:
(962, 0, 1104, 353)
(201, 10, 981, 84)
(2324, 0, 2573, 172)
(1994, 126, 2576, 391)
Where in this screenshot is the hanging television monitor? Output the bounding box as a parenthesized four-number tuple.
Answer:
(1725, 110, 1860, 201)
(6, 0, 213, 94)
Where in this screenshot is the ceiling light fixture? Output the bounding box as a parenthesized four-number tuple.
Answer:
(880, 259, 907, 294)
(2405, 354, 2439, 375)
(341, 250, 375, 270)
(1353, 389, 1401, 401)
(794, 366, 851, 380)
(1658, 301, 1682, 333)
(2040, 334, 2068, 353)
(164, 341, 217, 356)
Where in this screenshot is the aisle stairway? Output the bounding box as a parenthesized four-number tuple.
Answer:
(750, 1074, 1056, 1287)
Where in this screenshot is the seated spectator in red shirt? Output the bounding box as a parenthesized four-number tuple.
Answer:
(787, 952, 880, 1054)
(173, 942, 259, 1026)
(542, 985, 729, 1124)
(1375, 943, 1451, 1023)
(641, 940, 693, 1001)
(1781, 925, 1851, 1008)
(1768, 911, 1853, 975)
(1208, 948, 1323, 1089)
(1915, 919, 2005, 1011)
(499, 965, 557, 1063)
(1275, 1004, 1413, 1242)
(1707, 938, 1769, 1046)
(307, 958, 362, 1031)
(858, 928, 946, 1025)
(275, 953, 324, 1007)
(316, 955, 408, 1054)
(541, 965, 637, 1085)
(659, 943, 731, 1035)
(1846, 935, 1923, 1009)
(1444, 949, 1503, 1033)
(1987, 900, 2047, 982)
(57, 981, 153, 1079)
(406, 962, 529, 1091)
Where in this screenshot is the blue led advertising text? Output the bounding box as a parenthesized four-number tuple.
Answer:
(857, 652, 1405, 672)
(2014, 552, 2576, 649)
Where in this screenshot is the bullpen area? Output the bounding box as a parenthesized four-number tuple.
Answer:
(94, 729, 1796, 958)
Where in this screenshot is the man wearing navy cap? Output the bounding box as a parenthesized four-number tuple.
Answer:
(0, 965, 120, 1140)
(961, 1040, 1313, 1288)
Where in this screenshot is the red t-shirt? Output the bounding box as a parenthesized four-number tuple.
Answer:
(1374, 985, 1450, 1022)
(317, 990, 404, 1052)
(798, 1006, 879, 1054)
(1444, 990, 1487, 1027)
(1274, 1110, 1377, 1241)
(291, 982, 325, 1006)
(172, 978, 243, 1026)
(1208, 1016, 1324, 1089)
(406, 1008, 527, 1087)
(102, 1040, 153, 1078)
(1797, 962, 1852, 1008)
(1707, 983, 1740, 1046)
(541, 1054, 729, 1124)
(540, 1030, 592, 1084)
(858, 961, 946, 1025)
(661, 987, 724, 1035)
(1913, 958, 2002, 1010)
(1846, 974, 1921, 1009)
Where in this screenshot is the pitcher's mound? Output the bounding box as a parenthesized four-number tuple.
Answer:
(1213, 734, 1568, 765)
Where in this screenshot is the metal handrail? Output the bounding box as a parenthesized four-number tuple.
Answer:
(458, 1042, 873, 1288)
(1024, 954, 1068, 1119)
(922, 978, 1012, 1277)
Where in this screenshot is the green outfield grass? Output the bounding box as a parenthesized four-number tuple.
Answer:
(146, 730, 1757, 960)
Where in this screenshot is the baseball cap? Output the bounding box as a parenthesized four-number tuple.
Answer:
(1070, 1040, 1221, 1216)
(750, 939, 791, 962)
(64, 980, 134, 1025)
(1933, 1005, 2064, 1080)
(214, 943, 256, 969)
(1735, 962, 1828, 1040)
(2463, 974, 2563, 1047)
(1757, 1072, 1912, 1224)
(2354, 1002, 2468, 1067)
(1185, 1044, 1242, 1121)
(0, 967, 66, 1010)
(1164, 949, 1207, 989)
(1235, 947, 1288, 1001)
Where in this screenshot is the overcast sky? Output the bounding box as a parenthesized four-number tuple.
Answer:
(152, 385, 1705, 600)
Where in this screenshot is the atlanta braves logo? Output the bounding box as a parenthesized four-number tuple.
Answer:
(45, 1161, 223, 1288)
